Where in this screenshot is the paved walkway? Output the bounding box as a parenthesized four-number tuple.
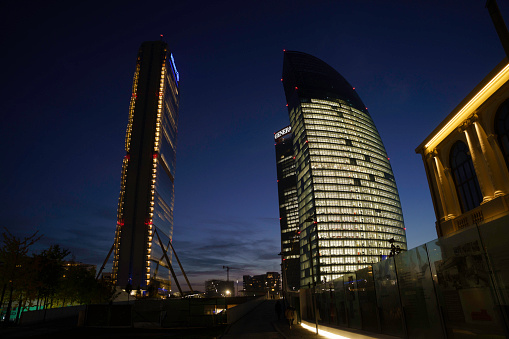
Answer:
(272, 318, 328, 339)
(221, 299, 328, 338)
(222, 299, 400, 339)
(221, 299, 283, 339)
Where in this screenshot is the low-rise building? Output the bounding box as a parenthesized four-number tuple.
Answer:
(243, 272, 280, 296)
(416, 58, 509, 237)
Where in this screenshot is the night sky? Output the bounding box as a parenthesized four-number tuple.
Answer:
(1, 1, 507, 291)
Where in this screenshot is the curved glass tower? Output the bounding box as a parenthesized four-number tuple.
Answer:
(282, 51, 406, 287)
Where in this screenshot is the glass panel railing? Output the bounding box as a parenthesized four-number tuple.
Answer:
(306, 217, 509, 338)
(477, 214, 509, 332)
(427, 225, 506, 338)
(344, 272, 362, 329)
(373, 256, 404, 337)
(396, 244, 443, 339)
(357, 265, 379, 332)
(333, 275, 348, 326)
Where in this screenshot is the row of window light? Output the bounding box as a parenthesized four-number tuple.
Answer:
(112, 61, 142, 283)
(144, 61, 167, 285)
(125, 63, 141, 153)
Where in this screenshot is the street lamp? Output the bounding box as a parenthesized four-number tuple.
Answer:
(304, 215, 319, 335)
(224, 290, 231, 323)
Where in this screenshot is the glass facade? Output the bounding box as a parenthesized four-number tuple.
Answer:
(112, 41, 179, 291)
(282, 51, 406, 288)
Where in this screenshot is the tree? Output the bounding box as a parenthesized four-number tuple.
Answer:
(59, 261, 96, 305)
(91, 278, 117, 304)
(49, 257, 117, 306)
(35, 245, 70, 309)
(1, 230, 120, 323)
(0, 228, 41, 324)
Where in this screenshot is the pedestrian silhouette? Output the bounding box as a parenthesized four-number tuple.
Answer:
(285, 306, 295, 329)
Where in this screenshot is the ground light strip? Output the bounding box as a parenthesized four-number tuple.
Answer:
(300, 322, 352, 339)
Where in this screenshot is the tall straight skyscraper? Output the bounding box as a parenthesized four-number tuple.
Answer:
(274, 126, 300, 292)
(281, 51, 406, 288)
(112, 41, 180, 291)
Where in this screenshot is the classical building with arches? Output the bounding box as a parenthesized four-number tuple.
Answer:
(416, 58, 509, 237)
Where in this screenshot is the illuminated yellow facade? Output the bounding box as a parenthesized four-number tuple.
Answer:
(416, 58, 509, 237)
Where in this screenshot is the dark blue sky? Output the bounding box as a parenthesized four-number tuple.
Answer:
(1, 0, 507, 291)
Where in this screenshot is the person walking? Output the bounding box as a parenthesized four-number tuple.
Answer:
(285, 306, 295, 329)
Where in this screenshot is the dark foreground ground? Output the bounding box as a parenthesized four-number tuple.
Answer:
(1, 323, 227, 339)
(2, 300, 383, 339)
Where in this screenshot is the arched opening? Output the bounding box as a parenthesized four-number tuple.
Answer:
(449, 141, 482, 212)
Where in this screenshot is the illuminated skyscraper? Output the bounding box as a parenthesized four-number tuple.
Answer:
(282, 51, 406, 287)
(112, 41, 180, 291)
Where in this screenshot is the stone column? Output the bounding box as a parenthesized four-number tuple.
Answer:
(434, 155, 460, 220)
(487, 132, 509, 195)
(427, 150, 448, 220)
(443, 166, 462, 216)
(474, 121, 509, 196)
(463, 123, 496, 202)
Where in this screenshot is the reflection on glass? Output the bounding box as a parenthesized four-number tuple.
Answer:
(333, 276, 348, 326)
(477, 215, 509, 311)
(427, 226, 505, 338)
(373, 257, 404, 337)
(357, 266, 378, 332)
(395, 245, 443, 339)
(307, 219, 509, 338)
(344, 273, 362, 329)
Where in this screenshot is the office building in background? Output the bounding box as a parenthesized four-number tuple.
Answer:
(281, 51, 406, 288)
(274, 126, 300, 292)
(112, 41, 180, 291)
